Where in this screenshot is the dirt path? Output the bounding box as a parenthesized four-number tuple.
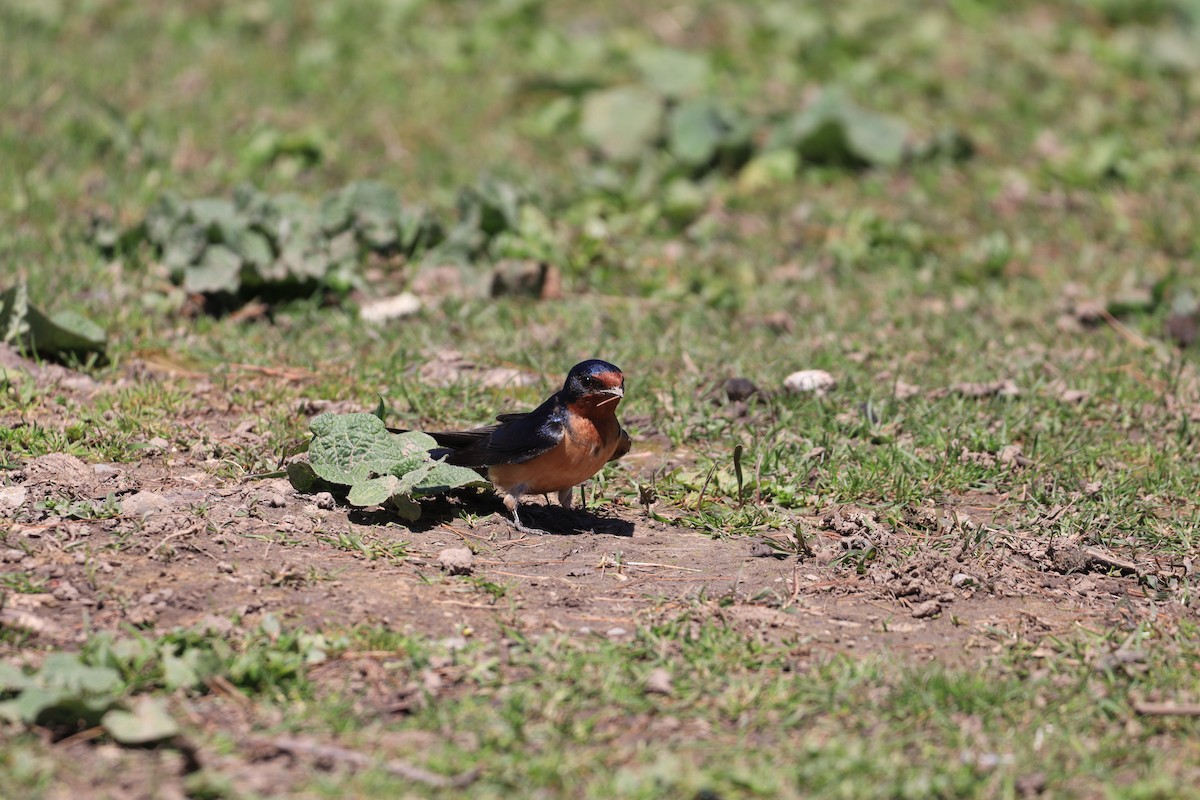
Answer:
(5, 444, 1183, 662)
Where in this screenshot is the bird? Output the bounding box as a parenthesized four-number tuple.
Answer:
(392, 359, 631, 533)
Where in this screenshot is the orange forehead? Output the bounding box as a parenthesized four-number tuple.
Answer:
(594, 370, 623, 388)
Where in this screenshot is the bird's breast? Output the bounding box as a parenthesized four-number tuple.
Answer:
(488, 413, 620, 495)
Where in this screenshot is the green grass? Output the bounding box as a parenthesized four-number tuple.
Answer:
(4, 617, 1198, 798)
(2, 0, 1200, 796)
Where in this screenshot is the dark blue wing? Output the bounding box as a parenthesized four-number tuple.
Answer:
(429, 395, 567, 468)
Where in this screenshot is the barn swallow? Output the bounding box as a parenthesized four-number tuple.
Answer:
(393, 360, 631, 533)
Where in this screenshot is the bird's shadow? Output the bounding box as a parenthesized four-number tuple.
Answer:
(346, 489, 634, 537)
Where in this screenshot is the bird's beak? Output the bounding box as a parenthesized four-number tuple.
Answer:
(595, 386, 624, 405)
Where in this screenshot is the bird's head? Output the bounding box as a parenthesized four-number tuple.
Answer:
(563, 359, 625, 409)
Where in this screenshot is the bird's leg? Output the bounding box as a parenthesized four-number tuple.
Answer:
(556, 487, 574, 511)
(503, 492, 547, 535)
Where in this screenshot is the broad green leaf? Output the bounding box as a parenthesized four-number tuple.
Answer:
(185, 245, 242, 294)
(842, 104, 907, 167)
(0, 661, 34, 692)
(29, 308, 107, 355)
(0, 283, 30, 343)
(389, 494, 422, 521)
(633, 48, 709, 98)
(161, 652, 201, 691)
(347, 475, 405, 507)
(772, 88, 908, 167)
(286, 459, 319, 493)
(307, 413, 431, 485)
(737, 149, 798, 192)
(414, 461, 488, 493)
(230, 229, 275, 269)
(38, 653, 123, 694)
(0, 282, 107, 357)
(102, 697, 179, 744)
(668, 101, 726, 166)
(580, 86, 664, 163)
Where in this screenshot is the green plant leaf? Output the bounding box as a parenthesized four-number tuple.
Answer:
(347, 474, 406, 507)
(0, 283, 107, 358)
(184, 245, 242, 294)
(38, 652, 123, 694)
(580, 86, 664, 163)
(415, 461, 488, 493)
(0, 661, 34, 692)
(667, 100, 727, 166)
(772, 88, 908, 167)
(102, 697, 180, 744)
(632, 47, 709, 98)
(306, 413, 432, 485)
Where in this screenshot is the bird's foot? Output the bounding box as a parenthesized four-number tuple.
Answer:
(504, 512, 551, 536)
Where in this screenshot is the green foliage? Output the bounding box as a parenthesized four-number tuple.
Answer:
(769, 87, 909, 167)
(0, 282, 107, 361)
(291, 413, 486, 520)
(128, 182, 442, 297)
(0, 653, 176, 743)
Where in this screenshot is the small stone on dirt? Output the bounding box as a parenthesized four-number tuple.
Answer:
(607, 627, 628, 638)
(749, 541, 786, 559)
(783, 369, 836, 395)
(998, 444, 1032, 468)
(3, 549, 25, 563)
(645, 667, 674, 696)
(217, 561, 235, 574)
(148, 436, 170, 450)
(359, 292, 421, 323)
(911, 600, 942, 619)
(0, 485, 28, 514)
(437, 547, 474, 575)
(121, 491, 171, 517)
(723, 377, 760, 402)
(951, 379, 1020, 399)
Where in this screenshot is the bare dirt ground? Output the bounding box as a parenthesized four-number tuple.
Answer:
(3, 365, 1188, 669)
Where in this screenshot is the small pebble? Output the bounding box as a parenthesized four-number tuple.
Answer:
(723, 377, 760, 402)
(437, 547, 474, 576)
(644, 667, 673, 696)
(607, 627, 628, 638)
(783, 369, 836, 395)
(217, 561, 234, 574)
(911, 600, 942, 619)
(2, 549, 25, 563)
(951, 573, 975, 589)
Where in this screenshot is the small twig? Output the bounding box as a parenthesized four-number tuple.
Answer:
(1099, 310, 1156, 353)
(1132, 700, 1200, 717)
(261, 736, 480, 789)
(150, 523, 204, 558)
(621, 560, 704, 573)
(54, 726, 106, 748)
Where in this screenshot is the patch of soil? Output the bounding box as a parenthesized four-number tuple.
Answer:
(2, 440, 1189, 663)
